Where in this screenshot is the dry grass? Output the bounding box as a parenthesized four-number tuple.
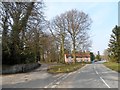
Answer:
(47, 63, 85, 74)
(104, 62, 120, 72)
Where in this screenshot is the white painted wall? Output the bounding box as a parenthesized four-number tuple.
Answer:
(65, 54, 91, 63)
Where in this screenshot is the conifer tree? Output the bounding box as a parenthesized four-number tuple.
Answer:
(108, 25, 120, 63)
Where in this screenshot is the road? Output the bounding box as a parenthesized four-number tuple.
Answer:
(1, 62, 119, 88)
(55, 64, 118, 88)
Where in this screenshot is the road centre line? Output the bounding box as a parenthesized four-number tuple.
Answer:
(95, 70, 99, 75)
(100, 77, 111, 88)
(94, 65, 110, 88)
(93, 65, 98, 74)
(93, 65, 96, 70)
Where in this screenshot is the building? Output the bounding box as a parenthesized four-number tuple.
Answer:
(64, 52, 91, 63)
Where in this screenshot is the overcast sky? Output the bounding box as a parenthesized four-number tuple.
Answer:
(44, 0, 118, 55)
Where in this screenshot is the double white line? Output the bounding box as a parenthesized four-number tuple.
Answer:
(44, 74, 67, 88)
(44, 70, 77, 88)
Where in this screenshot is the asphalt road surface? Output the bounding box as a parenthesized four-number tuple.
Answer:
(1, 62, 119, 88)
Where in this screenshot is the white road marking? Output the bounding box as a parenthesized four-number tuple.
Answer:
(94, 65, 98, 74)
(51, 85, 57, 88)
(77, 64, 88, 73)
(45, 65, 88, 88)
(81, 64, 88, 69)
(57, 73, 71, 84)
(45, 71, 75, 88)
(95, 70, 99, 75)
(100, 77, 111, 88)
(72, 71, 76, 74)
(44, 74, 66, 88)
(56, 81, 60, 85)
(53, 74, 62, 77)
(69, 72, 72, 75)
(94, 65, 111, 88)
(44, 86, 48, 88)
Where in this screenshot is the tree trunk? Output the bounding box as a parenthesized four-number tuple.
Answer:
(61, 35, 65, 63)
(73, 38, 76, 63)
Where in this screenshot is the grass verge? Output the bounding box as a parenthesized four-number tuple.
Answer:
(47, 63, 86, 74)
(104, 62, 120, 72)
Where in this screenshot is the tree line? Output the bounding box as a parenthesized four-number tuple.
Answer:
(1, 2, 92, 65)
(103, 25, 120, 63)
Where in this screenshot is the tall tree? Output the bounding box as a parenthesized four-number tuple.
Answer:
(103, 49, 109, 61)
(0, 3, 10, 64)
(1, 2, 45, 65)
(108, 25, 120, 63)
(64, 9, 92, 63)
(49, 9, 92, 63)
(49, 14, 67, 63)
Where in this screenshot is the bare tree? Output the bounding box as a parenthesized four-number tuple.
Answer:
(49, 9, 92, 63)
(49, 14, 67, 63)
(64, 9, 92, 63)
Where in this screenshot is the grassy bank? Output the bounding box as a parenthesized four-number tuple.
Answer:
(47, 63, 86, 74)
(104, 62, 120, 72)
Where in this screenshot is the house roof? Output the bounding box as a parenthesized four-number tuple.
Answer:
(65, 52, 90, 58)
